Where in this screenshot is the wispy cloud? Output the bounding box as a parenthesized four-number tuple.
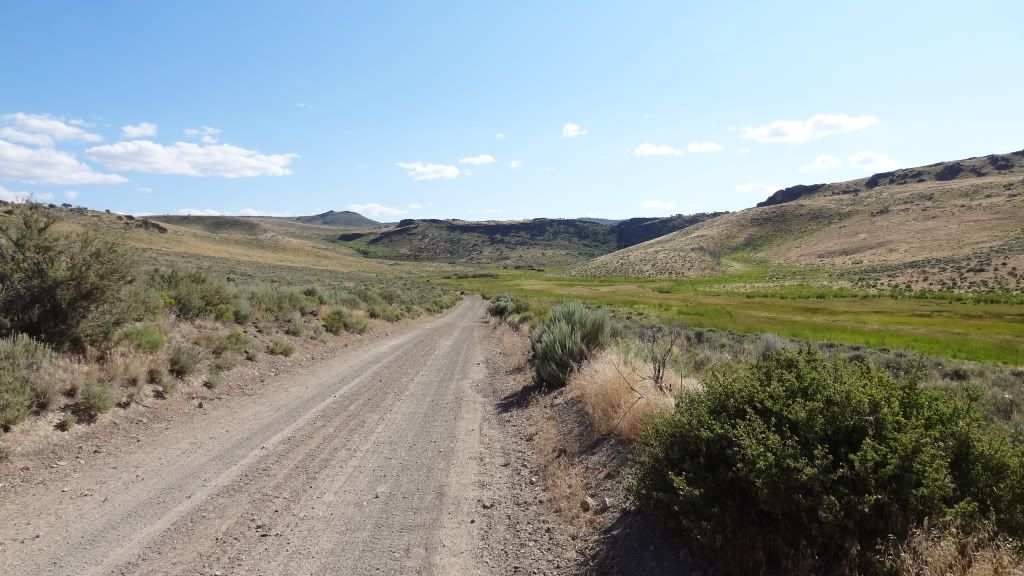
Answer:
(121, 122, 157, 139)
(458, 154, 495, 165)
(848, 150, 900, 172)
(799, 155, 843, 173)
(347, 202, 407, 217)
(2, 113, 103, 146)
(507, 160, 522, 168)
(0, 139, 126, 184)
(687, 141, 723, 152)
(634, 143, 683, 157)
(396, 161, 460, 181)
(87, 140, 297, 178)
(183, 126, 222, 144)
(562, 122, 588, 138)
(742, 113, 878, 143)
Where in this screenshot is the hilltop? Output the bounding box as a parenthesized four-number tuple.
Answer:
(294, 210, 381, 228)
(574, 150, 1024, 293)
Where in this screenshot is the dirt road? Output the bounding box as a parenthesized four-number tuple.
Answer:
(1, 298, 498, 575)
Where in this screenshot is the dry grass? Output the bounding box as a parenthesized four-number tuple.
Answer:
(532, 400, 589, 525)
(885, 524, 1024, 576)
(567, 348, 679, 441)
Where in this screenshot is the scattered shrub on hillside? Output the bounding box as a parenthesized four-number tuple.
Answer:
(0, 334, 53, 428)
(323, 310, 347, 335)
(146, 269, 236, 320)
(344, 314, 368, 334)
(751, 332, 796, 361)
(159, 379, 177, 398)
(531, 301, 611, 387)
(0, 203, 138, 350)
(284, 312, 305, 337)
(368, 303, 401, 322)
(268, 339, 295, 357)
(212, 330, 248, 357)
(168, 343, 205, 378)
(119, 323, 165, 353)
(630, 349, 1024, 575)
(76, 382, 114, 419)
(245, 348, 261, 362)
(213, 303, 235, 323)
(56, 412, 76, 431)
(204, 368, 222, 389)
(212, 352, 239, 372)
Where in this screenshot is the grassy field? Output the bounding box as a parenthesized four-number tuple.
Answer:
(447, 268, 1024, 365)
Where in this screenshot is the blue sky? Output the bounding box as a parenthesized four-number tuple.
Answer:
(1, 1, 1021, 221)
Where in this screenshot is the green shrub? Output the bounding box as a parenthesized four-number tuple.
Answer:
(630, 349, 1024, 575)
(77, 382, 114, 418)
(213, 303, 235, 323)
(212, 353, 238, 372)
(168, 343, 205, 378)
(531, 319, 585, 387)
(159, 379, 177, 397)
(146, 269, 236, 320)
(232, 299, 254, 324)
(487, 294, 529, 319)
(530, 301, 611, 387)
(344, 315, 368, 334)
(323, 310, 347, 335)
(546, 301, 611, 351)
(119, 323, 165, 352)
(268, 340, 295, 357)
(284, 312, 305, 337)
(56, 412, 76, 431)
(367, 303, 401, 322)
(204, 369, 222, 389)
(212, 330, 248, 356)
(0, 334, 53, 428)
(0, 204, 138, 349)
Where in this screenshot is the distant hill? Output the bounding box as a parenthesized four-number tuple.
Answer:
(333, 214, 727, 267)
(295, 210, 380, 228)
(152, 215, 265, 236)
(573, 150, 1024, 293)
(613, 213, 727, 248)
(578, 217, 622, 225)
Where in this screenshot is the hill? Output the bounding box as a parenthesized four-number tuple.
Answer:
(335, 214, 726, 267)
(294, 210, 380, 227)
(573, 150, 1024, 293)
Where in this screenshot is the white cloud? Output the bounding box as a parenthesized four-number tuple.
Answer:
(396, 161, 460, 181)
(799, 155, 843, 173)
(848, 150, 900, 172)
(407, 203, 423, 209)
(87, 140, 298, 178)
(634, 143, 683, 157)
(641, 199, 676, 212)
(121, 122, 157, 138)
(0, 185, 30, 203)
(183, 126, 221, 144)
(687, 141, 723, 152)
(35, 192, 55, 202)
(295, 102, 311, 109)
(508, 160, 522, 168)
(562, 122, 588, 138)
(65, 190, 79, 200)
(0, 127, 54, 147)
(175, 207, 289, 217)
(347, 203, 407, 217)
(737, 147, 751, 154)
(458, 154, 495, 165)
(0, 139, 127, 184)
(741, 113, 878, 143)
(2, 113, 102, 144)
(735, 182, 780, 195)
(495, 133, 506, 140)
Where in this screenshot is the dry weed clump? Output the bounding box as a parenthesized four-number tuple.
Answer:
(532, 400, 589, 525)
(884, 523, 1024, 576)
(568, 348, 679, 441)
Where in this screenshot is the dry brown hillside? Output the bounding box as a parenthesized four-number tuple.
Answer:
(573, 151, 1024, 293)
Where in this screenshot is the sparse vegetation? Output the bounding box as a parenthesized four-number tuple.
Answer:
(119, 323, 165, 352)
(268, 339, 296, 357)
(76, 382, 115, 419)
(168, 343, 205, 379)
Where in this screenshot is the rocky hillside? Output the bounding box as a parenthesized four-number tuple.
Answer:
(335, 213, 727, 267)
(574, 150, 1024, 294)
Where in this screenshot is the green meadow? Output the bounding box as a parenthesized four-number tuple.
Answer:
(446, 269, 1024, 365)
